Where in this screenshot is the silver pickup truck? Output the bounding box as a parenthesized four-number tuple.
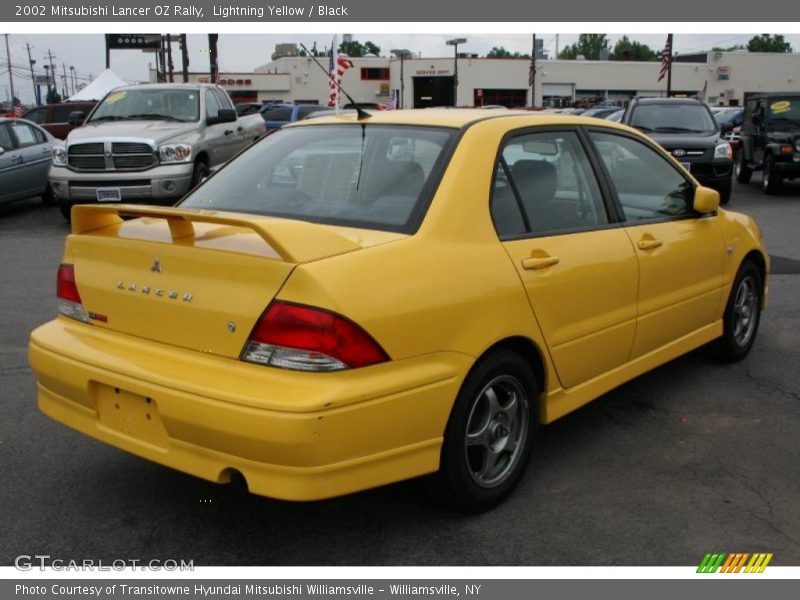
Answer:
(49, 83, 266, 220)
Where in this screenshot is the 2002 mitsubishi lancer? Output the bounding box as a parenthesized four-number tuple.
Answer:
(29, 110, 768, 511)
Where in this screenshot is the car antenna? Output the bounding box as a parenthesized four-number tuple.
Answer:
(300, 43, 371, 121)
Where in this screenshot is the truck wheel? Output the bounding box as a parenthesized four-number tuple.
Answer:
(762, 155, 782, 195)
(191, 160, 210, 189)
(734, 150, 752, 183)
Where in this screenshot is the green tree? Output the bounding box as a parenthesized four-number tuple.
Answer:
(486, 46, 530, 59)
(747, 34, 792, 53)
(558, 34, 609, 60)
(609, 36, 658, 61)
(338, 39, 382, 57)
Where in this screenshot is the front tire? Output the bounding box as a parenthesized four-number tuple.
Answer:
(191, 159, 210, 189)
(762, 155, 782, 195)
(436, 350, 539, 512)
(711, 260, 762, 362)
(717, 179, 732, 205)
(58, 201, 73, 222)
(735, 150, 752, 183)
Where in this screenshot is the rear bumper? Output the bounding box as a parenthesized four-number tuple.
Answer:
(773, 157, 800, 177)
(49, 164, 194, 204)
(28, 318, 470, 500)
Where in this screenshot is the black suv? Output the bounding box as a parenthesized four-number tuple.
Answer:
(735, 92, 800, 194)
(622, 97, 734, 203)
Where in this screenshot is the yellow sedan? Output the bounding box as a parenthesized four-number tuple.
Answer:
(29, 110, 768, 511)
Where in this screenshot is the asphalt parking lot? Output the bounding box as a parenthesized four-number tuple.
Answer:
(1, 179, 799, 567)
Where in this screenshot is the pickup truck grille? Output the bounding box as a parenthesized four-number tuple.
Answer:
(67, 141, 156, 171)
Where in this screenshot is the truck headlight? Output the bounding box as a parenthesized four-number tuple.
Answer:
(52, 144, 67, 166)
(158, 143, 192, 163)
(714, 142, 732, 160)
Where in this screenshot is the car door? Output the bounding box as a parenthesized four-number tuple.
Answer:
(587, 129, 726, 359)
(214, 88, 249, 151)
(751, 99, 768, 165)
(203, 88, 239, 165)
(9, 121, 52, 198)
(493, 128, 639, 389)
(0, 123, 24, 203)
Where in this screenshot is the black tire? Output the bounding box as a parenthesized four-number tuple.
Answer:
(762, 155, 782, 195)
(41, 183, 57, 206)
(435, 349, 539, 512)
(191, 159, 210, 189)
(717, 179, 732, 205)
(711, 260, 763, 362)
(58, 201, 73, 222)
(734, 150, 752, 184)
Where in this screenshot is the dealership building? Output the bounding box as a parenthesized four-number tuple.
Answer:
(149, 49, 800, 109)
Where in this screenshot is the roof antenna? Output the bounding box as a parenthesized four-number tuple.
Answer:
(300, 43, 371, 121)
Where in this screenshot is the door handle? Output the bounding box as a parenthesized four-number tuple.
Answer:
(638, 239, 663, 250)
(224, 129, 233, 136)
(237, 126, 244, 132)
(10, 155, 23, 164)
(522, 256, 560, 270)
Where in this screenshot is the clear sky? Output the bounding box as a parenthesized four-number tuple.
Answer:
(3, 33, 799, 104)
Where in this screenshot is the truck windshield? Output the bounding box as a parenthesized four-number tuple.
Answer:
(766, 99, 800, 130)
(631, 104, 717, 134)
(89, 89, 200, 123)
(180, 124, 457, 233)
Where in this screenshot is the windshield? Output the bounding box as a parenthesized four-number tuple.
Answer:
(180, 124, 457, 232)
(766, 99, 800, 130)
(89, 88, 200, 123)
(631, 103, 717, 134)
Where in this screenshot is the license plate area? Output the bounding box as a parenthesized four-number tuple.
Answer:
(94, 384, 168, 448)
(96, 187, 122, 202)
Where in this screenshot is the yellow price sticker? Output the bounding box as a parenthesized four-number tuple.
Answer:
(770, 100, 791, 114)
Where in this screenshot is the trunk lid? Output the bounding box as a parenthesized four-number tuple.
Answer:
(66, 204, 404, 358)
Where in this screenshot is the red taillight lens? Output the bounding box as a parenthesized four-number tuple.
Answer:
(56, 263, 89, 323)
(57, 264, 81, 303)
(242, 301, 389, 371)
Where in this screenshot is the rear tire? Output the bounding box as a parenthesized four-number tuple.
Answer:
(762, 155, 782, 195)
(711, 260, 762, 362)
(734, 150, 752, 183)
(435, 350, 539, 512)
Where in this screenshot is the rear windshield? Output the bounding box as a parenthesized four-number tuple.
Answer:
(766, 99, 800, 129)
(180, 124, 457, 232)
(631, 103, 717, 134)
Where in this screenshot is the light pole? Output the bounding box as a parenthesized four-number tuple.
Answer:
(69, 66, 76, 95)
(390, 48, 410, 109)
(446, 38, 466, 107)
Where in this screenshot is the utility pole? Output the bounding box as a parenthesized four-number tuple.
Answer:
(4, 34, 16, 110)
(556, 34, 559, 58)
(167, 35, 174, 82)
(61, 63, 68, 98)
(26, 43, 38, 105)
(530, 34, 536, 108)
(179, 34, 189, 82)
(46, 49, 56, 100)
(665, 33, 674, 97)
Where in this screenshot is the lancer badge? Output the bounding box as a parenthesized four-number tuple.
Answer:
(151, 257, 162, 273)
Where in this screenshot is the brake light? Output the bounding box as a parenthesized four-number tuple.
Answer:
(57, 264, 89, 323)
(781, 145, 794, 154)
(241, 301, 389, 371)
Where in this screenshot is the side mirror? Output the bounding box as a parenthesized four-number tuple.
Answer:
(719, 122, 733, 135)
(694, 186, 720, 214)
(68, 111, 86, 127)
(207, 108, 237, 125)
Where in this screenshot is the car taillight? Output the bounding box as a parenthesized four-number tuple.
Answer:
(57, 264, 89, 323)
(241, 301, 389, 372)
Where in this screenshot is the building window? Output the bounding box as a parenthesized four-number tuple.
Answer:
(474, 89, 528, 109)
(361, 68, 390, 81)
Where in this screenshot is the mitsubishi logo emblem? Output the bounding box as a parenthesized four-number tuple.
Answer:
(151, 257, 162, 273)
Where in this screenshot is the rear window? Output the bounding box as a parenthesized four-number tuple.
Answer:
(766, 99, 800, 128)
(180, 124, 457, 232)
(631, 103, 717, 134)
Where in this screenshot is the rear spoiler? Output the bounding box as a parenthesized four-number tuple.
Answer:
(71, 204, 360, 264)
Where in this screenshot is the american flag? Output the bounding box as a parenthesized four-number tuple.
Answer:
(658, 35, 672, 82)
(14, 104, 25, 118)
(697, 80, 708, 102)
(379, 90, 398, 110)
(327, 36, 355, 110)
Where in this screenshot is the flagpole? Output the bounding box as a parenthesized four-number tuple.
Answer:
(666, 33, 673, 97)
(530, 33, 536, 108)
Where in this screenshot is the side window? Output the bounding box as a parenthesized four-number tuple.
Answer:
(205, 90, 221, 120)
(0, 124, 14, 151)
(23, 108, 47, 124)
(52, 106, 74, 123)
(491, 130, 609, 237)
(590, 131, 693, 221)
(10, 123, 42, 148)
(214, 89, 233, 111)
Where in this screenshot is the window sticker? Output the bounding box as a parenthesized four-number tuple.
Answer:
(105, 91, 126, 104)
(769, 100, 791, 114)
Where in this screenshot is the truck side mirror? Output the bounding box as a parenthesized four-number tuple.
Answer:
(207, 109, 237, 125)
(68, 111, 86, 127)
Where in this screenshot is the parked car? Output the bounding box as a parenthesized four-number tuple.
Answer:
(259, 103, 328, 131)
(581, 106, 621, 119)
(734, 93, 800, 194)
(0, 117, 55, 205)
(605, 109, 624, 122)
(49, 83, 267, 220)
(29, 110, 767, 511)
(21, 101, 97, 139)
(622, 97, 734, 203)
